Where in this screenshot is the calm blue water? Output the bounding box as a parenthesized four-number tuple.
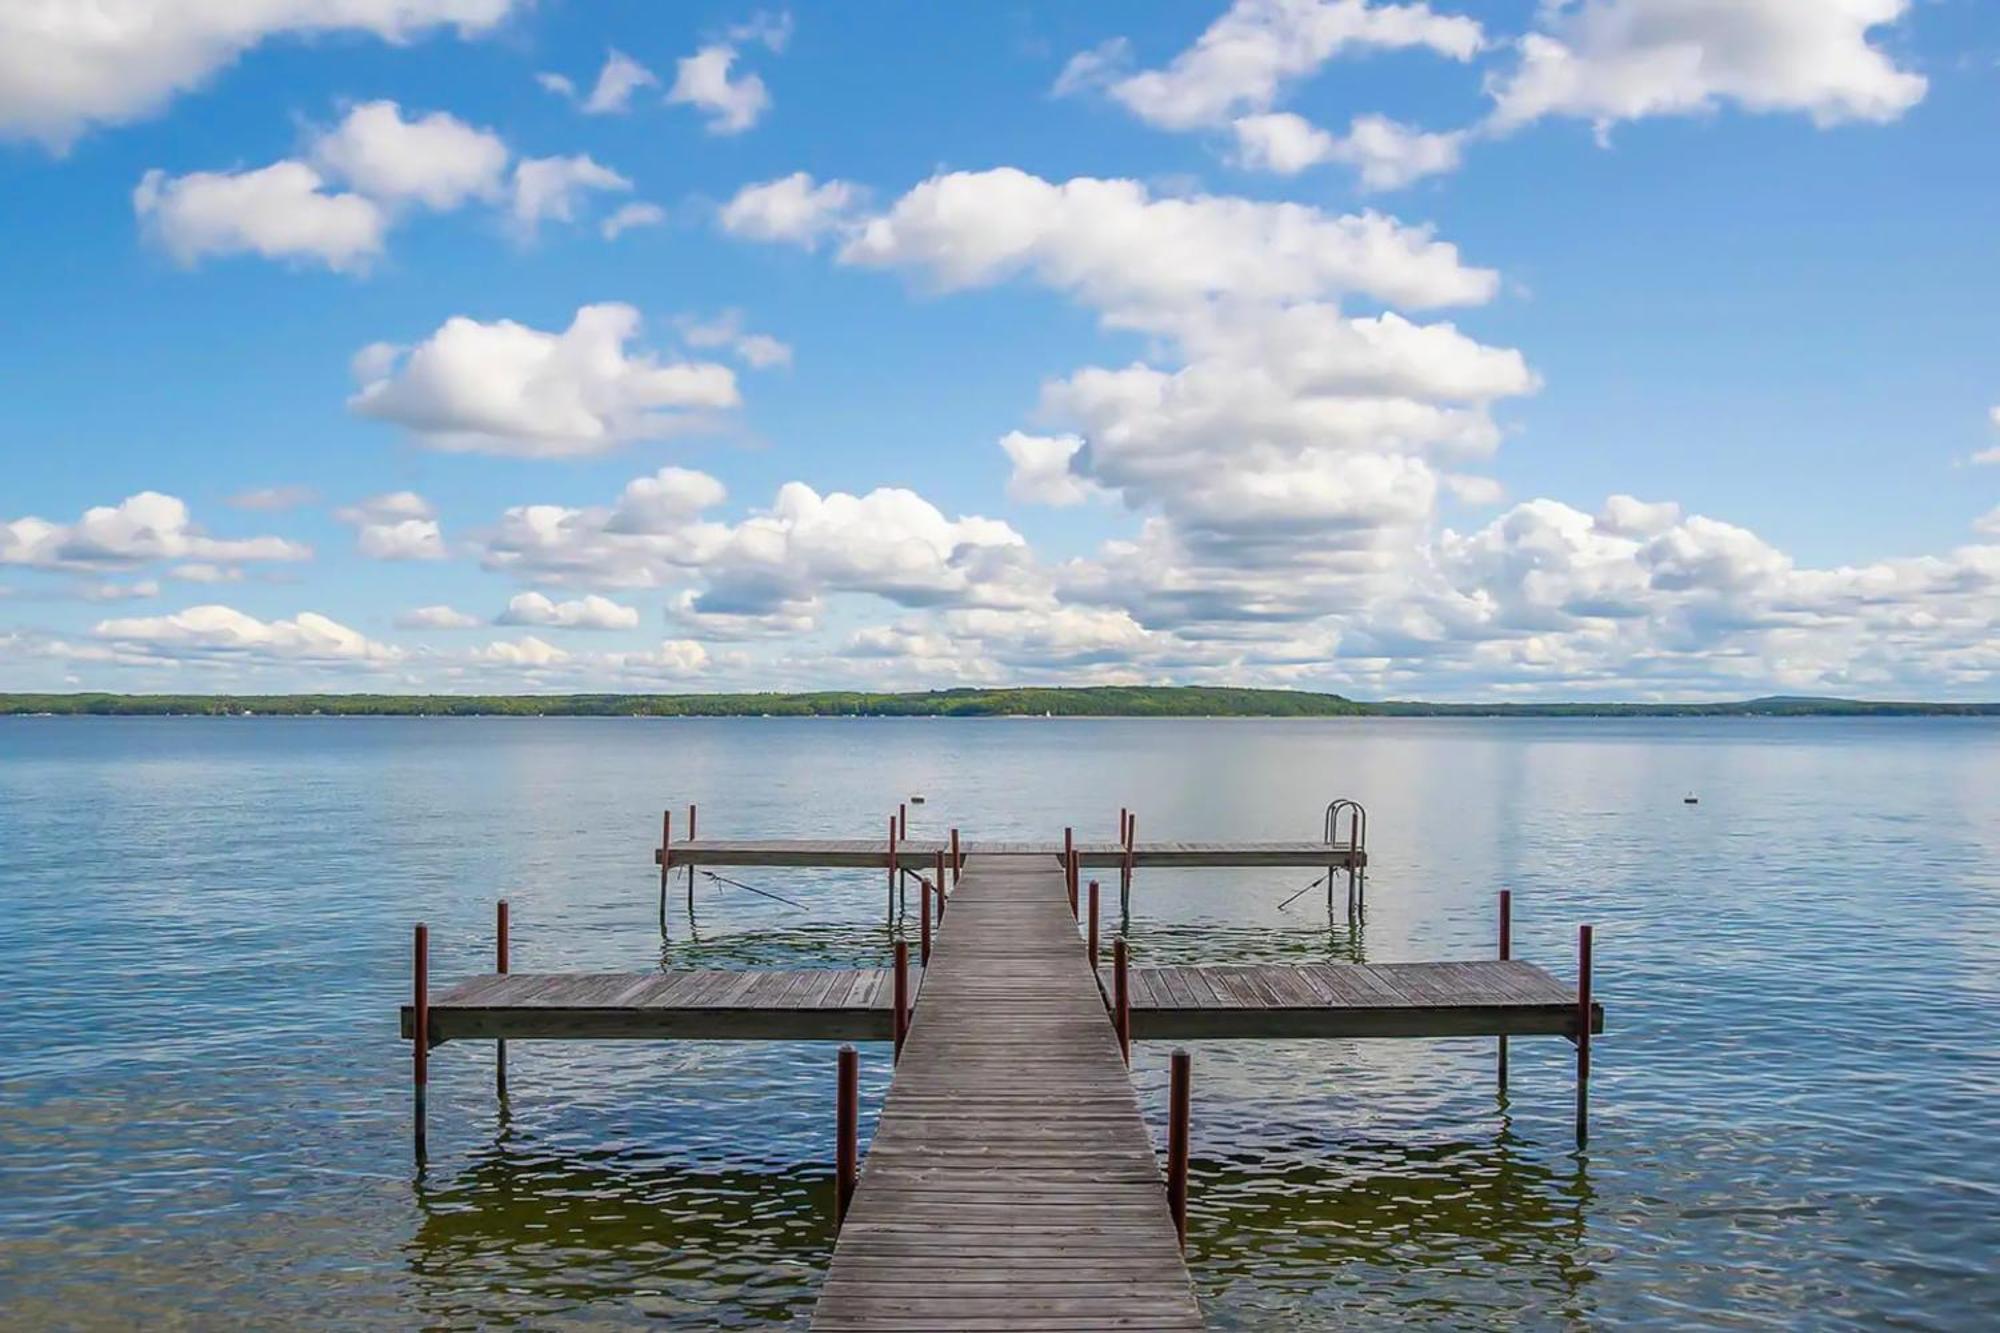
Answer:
(1, 716, 1996, 1328)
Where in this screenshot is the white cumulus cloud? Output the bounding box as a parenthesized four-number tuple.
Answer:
(349, 303, 740, 457)
(1233, 112, 1465, 189)
(134, 162, 386, 272)
(509, 154, 632, 234)
(719, 172, 860, 246)
(395, 604, 481, 629)
(93, 605, 399, 663)
(496, 591, 641, 630)
(668, 44, 770, 134)
(1066, 0, 1482, 130)
(0, 0, 520, 150)
(2, 492, 310, 572)
(308, 99, 508, 210)
(1486, 0, 1927, 135)
(335, 492, 446, 560)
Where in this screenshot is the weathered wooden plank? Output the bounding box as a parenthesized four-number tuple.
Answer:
(400, 966, 915, 1042)
(1121, 961, 1603, 1041)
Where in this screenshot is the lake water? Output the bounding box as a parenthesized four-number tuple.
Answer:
(1, 716, 1996, 1329)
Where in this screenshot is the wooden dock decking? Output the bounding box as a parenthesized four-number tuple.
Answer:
(810, 855, 1203, 1331)
(401, 968, 917, 1043)
(1124, 962, 1603, 1040)
(657, 837, 1364, 870)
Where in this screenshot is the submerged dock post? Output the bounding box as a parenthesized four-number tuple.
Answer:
(1114, 938, 1130, 1065)
(685, 804, 698, 906)
(893, 940, 909, 1062)
(657, 809, 672, 935)
(886, 817, 897, 921)
(495, 900, 509, 1101)
(1121, 814, 1135, 913)
(1168, 1048, 1191, 1249)
(1498, 890, 1511, 1092)
(835, 1044, 858, 1229)
(1088, 879, 1100, 971)
(412, 922, 429, 1162)
(1576, 924, 1594, 1149)
(920, 877, 932, 965)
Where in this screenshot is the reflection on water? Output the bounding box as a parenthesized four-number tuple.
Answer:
(3, 716, 1999, 1328)
(412, 1143, 832, 1327)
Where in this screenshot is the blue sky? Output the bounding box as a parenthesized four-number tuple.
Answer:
(3, 0, 1997, 699)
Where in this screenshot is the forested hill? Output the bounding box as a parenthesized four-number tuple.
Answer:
(3, 689, 1997, 718)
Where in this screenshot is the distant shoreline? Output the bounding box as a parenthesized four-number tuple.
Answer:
(4, 688, 1997, 719)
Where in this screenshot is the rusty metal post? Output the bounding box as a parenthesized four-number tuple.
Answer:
(920, 877, 932, 966)
(1576, 924, 1594, 1149)
(1088, 880, 1100, 972)
(495, 900, 510, 1100)
(413, 922, 429, 1162)
(893, 939, 910, 1062)
(1497, 890, 1511, 1093)
(1113, 938, 1130, 1065)
(835, 1044, 859, 1228)
(1168, 1048, 1191, 1248)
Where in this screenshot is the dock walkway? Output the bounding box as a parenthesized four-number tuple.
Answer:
(810, 855, 1202, 1331)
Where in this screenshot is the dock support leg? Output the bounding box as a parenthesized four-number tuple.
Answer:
(1087, 880, 1100, 972)
(657, 809, 672, 937)
(950, 827, 961, 882)
(886, 818, 897, 923)
(412, 922, 429, 1163)
(1497, 890, 1511, 1094)
(685, 803, 698, 910)
(920, 878, 932, 966)
(893, 940, 909, 1063)
(1121, 813, 1134, 918)
(1113, 938, 1130, 1065)
(1575, 924, 1593, 1149)
(1063, 827, 1074, 911)
(934, 850, 947, 920)
(1168, 1048, 1191, 1249)
(835, 1044, 858, 1229)
(495, 901, 509, 1102)
(1067, 849, 1080, 920)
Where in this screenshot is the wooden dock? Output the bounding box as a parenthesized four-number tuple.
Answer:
(655, 837, 1365, 870)
(404, 808, 1604, 1329)
(1124, 962, 1603, 1040)
(401, 968, 917, 1043)
(811, 855, 1203, 1331)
